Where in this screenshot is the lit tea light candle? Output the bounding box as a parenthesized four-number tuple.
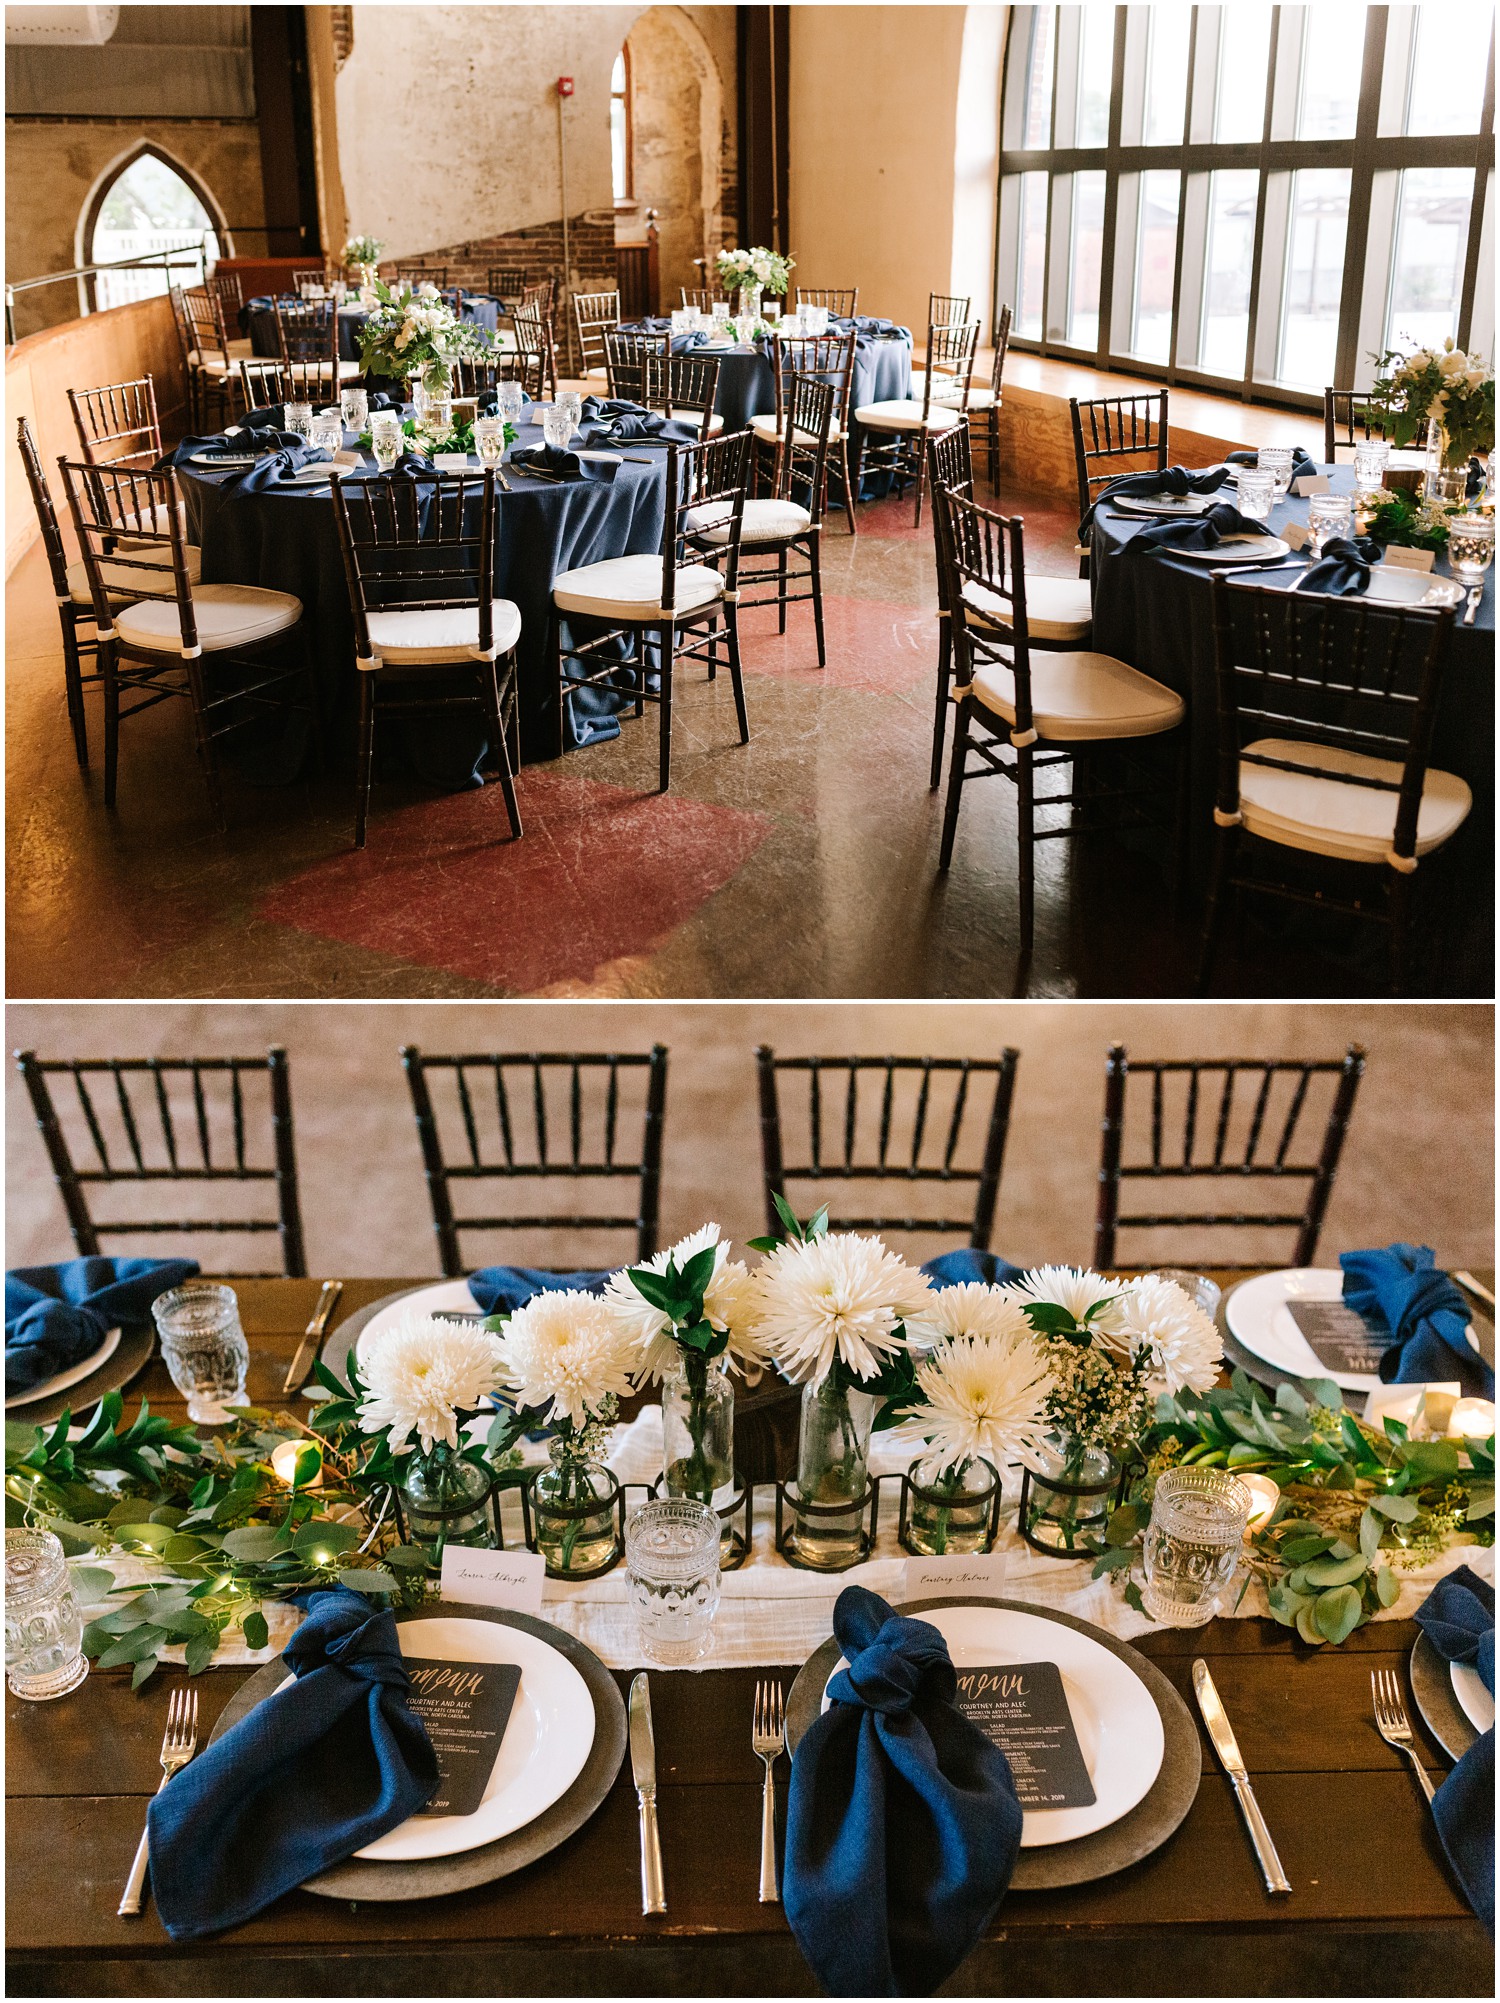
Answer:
(270, 1439, 323, 1489)
(1240, 1473, 1281, 1535)
(1449, 1397, 1497, 1441)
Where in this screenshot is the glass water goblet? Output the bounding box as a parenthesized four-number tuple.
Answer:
(5, 1530, 88, 1701)
(1141, 1468, 1251, 1627)
(541, 405, 572, 451)
(284, 401, 314, 443)
(626, 1499, 721, 1665)
(1307, 493, 1353, 555)
(711, 302, 731, 331)
(497, 380, 525, 429)
(1256, 446, 1295, 495)
(1446, 513, 1495, 594)
(1352, 439, 1391, 496)
(1235, 468, 1276, 523)
(309, 411, 341, 456)
(1149, 1270, 1224, 1321)
(474, 416, 505, 468)
(340, 385, 369, 436)
(558, 390, 582, 436)
(152, 1282, 249, 1424)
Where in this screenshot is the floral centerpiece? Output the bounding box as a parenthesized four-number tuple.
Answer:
(748, 1196, 933, 1567)
(604, 1225, 761, 1516)
(358, 411, 518, 463)
(1358, 338, 1495, 474)
(488, 1289, 635, 1577)
(715, 244, 795, 321)
(342, 234, 385, 288)
(356, 278, 488, 395)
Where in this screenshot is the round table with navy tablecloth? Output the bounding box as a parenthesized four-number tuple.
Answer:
(242, 295, 502, 366)
(1088, 461, 1495, 890)
(175, 414, 670, 787)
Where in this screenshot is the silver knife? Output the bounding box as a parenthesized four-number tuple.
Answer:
(1193, 1659, 1291, 1894)
(282, 1280, 343, 1396)
(629, 1672, 667, 1915)
(1455, 1269, 1497, 1311)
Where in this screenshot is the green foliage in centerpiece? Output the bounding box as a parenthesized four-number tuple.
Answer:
(355, 278, 491, 386)
(1089, 1370, 1494, 1642)
(1364, 486, 1451, 550)
(356, 414, 518, 462)
(1357, 340, 1495, 467)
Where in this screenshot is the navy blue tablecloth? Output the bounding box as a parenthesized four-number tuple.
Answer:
(618, 321, 912, 433)
(176, 411, 669, 783)
(1089, 462, 1495, 887)
(243, 295, 501, 366)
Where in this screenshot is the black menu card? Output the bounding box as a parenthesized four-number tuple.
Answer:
(405, 1657, 523, 1817)
(1286, 1300, 1389, 1374)
(952, 1661, 1096, 1809)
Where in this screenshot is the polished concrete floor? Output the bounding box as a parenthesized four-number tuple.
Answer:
(6, 483, 1488, 999)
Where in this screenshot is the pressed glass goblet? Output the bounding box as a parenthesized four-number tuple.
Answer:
(1308, 494, 1353, 554)
(5, 1530, 88, 1701)
(284, 401, 314, 442)
(558, 391, 582, 436)
(151, 1282, 249, 1424)
(1353, 439, 1391, 495)
(1256, 446, 1295, 494)
(1141, 1468, 1250, 1626)
(474, 416, 505, 468)
(497, 381, 525, 429)
(1236, 468, 1276, 523)
(541, 406, 572, 451)
(1446, 512, 1495, 589)
(340, 385, 369, 434)
(626, 1498, 721, 1665)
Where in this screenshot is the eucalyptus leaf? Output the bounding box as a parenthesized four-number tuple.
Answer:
(184, 1629, 220, 1675)
(131, 1654, 161, 1690)
(1369, 1493, 1420, 1523)
(241, 1609, 269, 1651)
(68, 1565, 116, 1602)
(219, 1525, 291, 1562)
(341, 1567, 397, 1594)
(292, 1520, 360, 1559)
(1302, 1553, 1367, 1588)
(95, 1623, 170, 1669)
(1374, 1563, 1401, 1608)
(1295, 1604, 1326, 1645)
(1359, 1510, 1385, 1562)
(1313, 1583, 1364, 1644)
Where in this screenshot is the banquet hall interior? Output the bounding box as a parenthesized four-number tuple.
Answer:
(5, 1, 1496, 1003)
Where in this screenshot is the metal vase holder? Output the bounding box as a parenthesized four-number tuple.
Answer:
(518, 1465, 629, 1581)
(387, 1472, 507, 1559)
(897, 1457, 1004, 1557)
(648, 1473, 754, 1571)
(1016, 1453, 1129, 1557)
(773, 1474, 882, 1571)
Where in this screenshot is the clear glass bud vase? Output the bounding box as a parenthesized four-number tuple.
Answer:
(531, 1439, 623, 1579)
(902, 1455, 1002, 1556)
(398, 1445, 495, 1568)
(662, 1356, 736, 1509)
(784, 1375, 876, 1570)
(736, 283, 763, 324)
(1019, 1433, 1122, 1556)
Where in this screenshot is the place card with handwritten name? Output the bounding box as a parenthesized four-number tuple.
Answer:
(439, 1546, 546, 1614)
(953, 1661, 1096, 1809)
(903, 1555, 1007, 1599)
(405, 1658, 522, 1817)
(1382, 543, 1436, 572)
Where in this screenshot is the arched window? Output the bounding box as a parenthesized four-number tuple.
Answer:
(611, 48, 634, 204)
(84, 146, 222, 313)
(995, 3, 1495, 405)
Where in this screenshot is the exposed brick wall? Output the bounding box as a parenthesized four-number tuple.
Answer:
(381, 210, 615, 368)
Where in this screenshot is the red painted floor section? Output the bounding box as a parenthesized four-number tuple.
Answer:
(737, 592, 933, 693)
(255, 768, 774, 992)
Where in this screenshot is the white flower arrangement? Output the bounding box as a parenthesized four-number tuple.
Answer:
(1360, 337, 1495, 467)
(355, 1311, 504, 1454)
(357, 278, 490, 386)
(715, 245, 795, 297)
(491, 1288, 635, 1431)
(1105, 1274, 1221, 1397)
(342, 234, 384, 269)
(748, 1228, 933, 1388)
(602, 1223, 761, 1386)
(906, 1322, 1055, 1480)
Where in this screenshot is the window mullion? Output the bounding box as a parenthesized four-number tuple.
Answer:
(1243, 6, 1282, 397)
(1333, 9, 1388, 390)
(1094, 7, 1129, 364)
(1457, 22, 1496, 347)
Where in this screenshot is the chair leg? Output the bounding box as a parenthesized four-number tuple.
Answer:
(933, 621, 957, 790)
(1196, 823, 1234, 994)
(62, 618, 89, 768)
(808, 534, 827, 670)
(912, 432, 929, 528)
(102, 643, 120, 807)
(839, 438, 857, 535)
(938, 697, 970, 870)
(1388, 868, 1411, 997)
(987, 410, 1000, 494)
(725, 607, 750, 744)
(657, 628, 673, 792)
(777, 547, 788, 634)
(1016, 742, 1035, 957)
(549, 613, 571, 752)
(1169, 732, 1192, 919)
(852, 435, 867, 521)
(482, 654, 523, 840)
(184, 655, 227, 835)
(354, 669, 376, 849)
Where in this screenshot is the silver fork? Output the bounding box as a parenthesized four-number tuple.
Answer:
(119, 1685, 199, 1915)
(752, 1679, 786, 1904)
(1371, 1668, 1435, 1807)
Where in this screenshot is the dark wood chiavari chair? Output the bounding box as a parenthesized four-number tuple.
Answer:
(756, 329, 858, 535)
(1323, 388, 1397, 462)
(513, 301, 558, 400)
(968, 302, 1011, 494)
(692, 373, 836, 665)
(58, 456, 316, 832)
(603, 327, 668, 407)
(18, 415, 112, 766)
(855, 318, 980, 526)
(237, 356, 345, 413)
(1070, 388, 1170, 575)
(550, 430, 754, 792)
(1199, 580, 1467, 997)
(274, 295, 337, 365)
(290, 266, 330, 296)
(660, 353, 723, 433)
(400, 1043, 669, 1277)
(1092, 1041, 1367, 1271)
(934, 486, 1186, 959)
(393, 264, 448, 289)
(755, 1045, 1020, 1248)
(181, 286, 244, 430)
(205, 269, 244, 319)
(67, 377, 163, 467)
(573, 289, 621, 383)
(15, 1046, 308, 1277)
(794, 287, 859, 319)
(330, 468, 522, 850)
(681, 286, 729, 312)
(929, 292, 972, 326)
(450, 347, 514, 400)
(487, 265, 529, 309)
(520, 277, 556, 318)
(926, 420, 976, 788)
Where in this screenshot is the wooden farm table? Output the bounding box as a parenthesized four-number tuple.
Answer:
(6, 1277, 1491, 1997)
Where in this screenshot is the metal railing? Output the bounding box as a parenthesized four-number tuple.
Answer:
(5, 238, 210, 344)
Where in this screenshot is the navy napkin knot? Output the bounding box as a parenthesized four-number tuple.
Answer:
(784, 1585, 1023, 1996)
(5, 1256, 199, 1398)
(1297, 535, 1382, 596)
(1081, 463, 1230, 540)
(147, 1586, 438, 1941)
(1341, 1244, 1492, 1398)
(921, 1247, 1024, 1290)
(468, 1266, 611, 1314)
(1123, 500, 1270, 556)
(1415, 1565, 1494, 1932)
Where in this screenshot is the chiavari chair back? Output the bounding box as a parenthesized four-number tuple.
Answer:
(795, 287, 858, 318)
(763, 329, 858, 533)
(681, 287, 728, 312)
(1324, 388, 1397, 462)
(604, 327, 668, 407)
(393, 264, 447, 288)
(573, 289, 620, 380)
(274, 296, 338, 367)
(67, 377, 163, 467)
(513, 301, 558, 400)
(1071, 389, 1170, 571)
(929, 291, 972, 326)
(18, 415, 103, 765)
(926, 421, 975, 786)
(661, 353, 722, 432)
(238, 357, 343, 412)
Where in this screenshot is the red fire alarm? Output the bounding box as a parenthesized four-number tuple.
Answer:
(556, 76, 574, 97)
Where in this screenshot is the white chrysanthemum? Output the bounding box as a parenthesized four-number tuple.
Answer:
(357, 1312, 505, 1453)
(1007, 1265, 1123, 1332)
(919, 1282, 1036, 1350)
(1106, 1276, 1221, 1395)
(912, 1330, 1056, 1477)
(749, 1232, 933, 1386)
(492, 1289, 635, 1428)
(602, 1223, 761, 1385)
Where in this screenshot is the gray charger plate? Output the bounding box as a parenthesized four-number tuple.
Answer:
(7, 1321, 156, 1428)
(785, 1594, 1200, 1890)
(1410, 1631, 1481, 1763)
(208, 1600, 627, 1900)
(1216, 1276, 1495, 1406)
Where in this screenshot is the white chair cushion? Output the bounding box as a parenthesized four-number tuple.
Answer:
(194, 353, 235, 377)
(551, 554, 724, 622)
(653, 409, 725, 436)
(962, 574, 1093, 645)
(911, 372, 997, 413)
(854, 398, 964, 433)
(685, 497, 812, 545)
(362, 599, 522, 667)
(749, 414, 846, 445)
(584, 365, 608, 380)
(115, 505, 178, 548)
(68, 546, 202, 604)
(968, 650, 1184, 742)
(1237, 737, 1471, 864)
(113, 581, 302, 654)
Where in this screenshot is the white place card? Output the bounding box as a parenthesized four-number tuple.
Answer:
(433, 452, 471, 471)
(1292, 473, 1332, 496)
(439, 1547, 545, 1614)
(332, 449, 363, 469)
(1281, 520, 1311, 550)
(903, 1555, 1008, 1600)
(1383, 542, 1436, 572)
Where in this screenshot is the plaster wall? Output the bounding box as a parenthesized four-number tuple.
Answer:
(626, 6, 725, 297)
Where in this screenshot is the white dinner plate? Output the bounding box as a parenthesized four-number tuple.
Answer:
(1171, 535, 1291, 564)
(821, 1603, 1163, 1847)
(1226, 1266, 1484, 1393)
(189, 451, 262, 468)
(254, 1616, 595, 1861)
(1109, 493, 1217, 517)
(1452, 1659, 1495, 1735)
(5, 1326, 122, 1410)
(354, 1279, 483, 1368)
(281, 465, 336, 487)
